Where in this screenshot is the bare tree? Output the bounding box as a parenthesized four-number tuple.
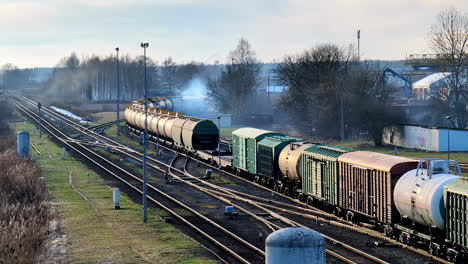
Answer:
(206, 38, 260, 120)
(1, 63, 32, 90)
(429, 7, 468, 128)
(277, 44, 400, 144)
(277, 44, 356, 139)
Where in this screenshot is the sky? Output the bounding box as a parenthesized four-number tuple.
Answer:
(0, 0, 467, 68)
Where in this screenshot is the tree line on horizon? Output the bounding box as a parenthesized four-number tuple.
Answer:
(0, 6, 466, 144)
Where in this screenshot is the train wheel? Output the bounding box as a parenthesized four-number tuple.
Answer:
(333, 207, 341, 217)
(283, 187, 290, 196)
(297, 194, 304, 202)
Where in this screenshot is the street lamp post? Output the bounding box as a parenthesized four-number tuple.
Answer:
(445, 116, 451, 160)
(141, 42, 149, 223)
(116, 47, 120, 136)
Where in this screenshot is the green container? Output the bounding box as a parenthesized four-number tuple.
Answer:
(301, 145, 351, 206)
(232, 128, 283, 174)
(257, 136, 300, 181)
(444, 178, 468, 248)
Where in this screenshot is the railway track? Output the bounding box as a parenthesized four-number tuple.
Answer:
(8, 91, 449, 264)
(10, 97, 265, 264)
(87, 120, 123, 132)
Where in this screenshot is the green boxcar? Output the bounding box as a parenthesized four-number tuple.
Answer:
(300, 145, 351, 206)
(444, 178, 468, 249)
(232, 128, 284, 174)
(257, 136, 300, 181)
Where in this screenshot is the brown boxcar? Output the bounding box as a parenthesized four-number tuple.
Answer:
(337, 151, 418, 224)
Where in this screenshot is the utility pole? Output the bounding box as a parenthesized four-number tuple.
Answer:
(445, 116, 451, 160)
(217, 116, 221, 168)
(141, 42, 149, 223)
(340, 95, 344, 141)
(357, 29, 361, 60)
(116, 47, 120, 136)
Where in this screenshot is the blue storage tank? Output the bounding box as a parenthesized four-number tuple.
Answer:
(266, 227, 325, 264)
(17, 131, 30, 158)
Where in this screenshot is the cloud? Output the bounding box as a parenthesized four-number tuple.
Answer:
(0, 0, 467, 67)
(74, 0, 213, 8)
(0, 1, 59, 26)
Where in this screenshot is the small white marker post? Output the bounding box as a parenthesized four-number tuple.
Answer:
(113, 188, 120, 209)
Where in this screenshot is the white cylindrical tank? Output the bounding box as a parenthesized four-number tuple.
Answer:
(17, 131, 30, 158)
(266, 227, 325, 264)
(278, 143, 315, 183)
(394, 165, 459, 229)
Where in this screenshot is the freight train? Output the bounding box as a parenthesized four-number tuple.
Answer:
(125, 100, 468, 263)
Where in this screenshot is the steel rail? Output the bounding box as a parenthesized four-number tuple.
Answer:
(11, 91, 451, 264)
(12, 100, 260, 264)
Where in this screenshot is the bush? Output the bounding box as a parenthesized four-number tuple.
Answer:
(0, 149, 51, 264)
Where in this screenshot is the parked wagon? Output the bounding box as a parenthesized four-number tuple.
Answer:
(337, 151, 418, 224)
(300, 145, 350, 206)
(279, 142, 316, 185)
(232, 128, 284, 175)
(256, 135, 299, 185)
(125, 104, 219, 151)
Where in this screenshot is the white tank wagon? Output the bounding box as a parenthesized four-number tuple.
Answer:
(125, 102, 219, 151)
(393, 159, 461, 229)
(278, 143, 315, 184)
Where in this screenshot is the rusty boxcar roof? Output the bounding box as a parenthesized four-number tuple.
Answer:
(337, 151, 418, 174)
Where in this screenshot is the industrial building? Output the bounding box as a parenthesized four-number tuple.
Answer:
(382, 124, 468, 151)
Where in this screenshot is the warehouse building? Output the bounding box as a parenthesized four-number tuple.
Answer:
(382, 124, 468, 152)
(412, 72, 451, 100)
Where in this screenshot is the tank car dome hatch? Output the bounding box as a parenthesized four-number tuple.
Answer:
(393, 159, 461, 229)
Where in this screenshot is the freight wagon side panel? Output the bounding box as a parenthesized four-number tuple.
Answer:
(444, 179, 468, 249)
(302, 155, 323, 199)
(257, 144, 274, 179)
(300, 146, 349, 206)
(338, 151, 417, 224)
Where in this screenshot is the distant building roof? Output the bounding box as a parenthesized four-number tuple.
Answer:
(412, 72, 451, 89)
(268, 85, 288, 93)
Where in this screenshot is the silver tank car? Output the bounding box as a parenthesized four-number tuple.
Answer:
(125, 101, 219, 151)
(393, 159, 461, 229)
(278, 143, 315, 183)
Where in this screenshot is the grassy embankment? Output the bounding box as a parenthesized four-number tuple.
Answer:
(12, 121, 216, 264)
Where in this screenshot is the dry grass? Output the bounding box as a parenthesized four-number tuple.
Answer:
(0, 147, 52, 264)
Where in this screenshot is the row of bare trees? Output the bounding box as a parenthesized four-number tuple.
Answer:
(0, 63, 32, 89)
(43, 53, 207, 103)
